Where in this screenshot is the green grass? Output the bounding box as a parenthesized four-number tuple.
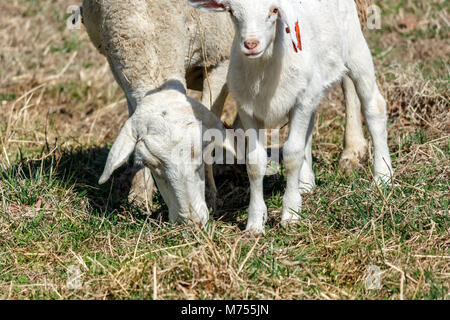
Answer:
(0, 0, 448, 300)
(0, 129, 448, 299)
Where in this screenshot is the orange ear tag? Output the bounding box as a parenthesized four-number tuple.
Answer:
(295, 22, 302, 51)
(285, 22, 302, 52)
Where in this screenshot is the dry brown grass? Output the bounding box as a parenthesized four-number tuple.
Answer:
(0, 0, 448, 300)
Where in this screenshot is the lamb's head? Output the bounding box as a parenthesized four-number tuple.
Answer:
(187, 0, 300, 58)
(99, 89, 235, 226)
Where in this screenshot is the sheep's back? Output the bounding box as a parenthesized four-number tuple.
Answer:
(82, 0, 233, 90)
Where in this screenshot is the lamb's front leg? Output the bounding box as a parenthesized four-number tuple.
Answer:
(239, 111, 268, 235)
(282, 107, 315, 225)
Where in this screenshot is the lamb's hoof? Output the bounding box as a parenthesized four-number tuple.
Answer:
(245, 223, 266, 236)
(339, 147, 368, 175)
(280, 216, 300, 228)
(374, 173, 393, 187)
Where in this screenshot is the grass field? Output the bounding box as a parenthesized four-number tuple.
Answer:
(0, 0, 448, 300)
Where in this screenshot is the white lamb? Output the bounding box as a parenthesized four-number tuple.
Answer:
(188, 0, 393, 234)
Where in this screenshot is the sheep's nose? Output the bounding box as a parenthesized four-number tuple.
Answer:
(244, 39, 260, 50)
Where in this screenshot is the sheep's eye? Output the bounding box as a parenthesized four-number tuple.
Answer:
(228, 8, 234, 16)
(270, 8, 279, 15)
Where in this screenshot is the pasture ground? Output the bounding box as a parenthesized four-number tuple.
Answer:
(0, 0, 448, 299)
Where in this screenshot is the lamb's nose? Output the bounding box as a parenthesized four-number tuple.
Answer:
(244, 39, 260, 50)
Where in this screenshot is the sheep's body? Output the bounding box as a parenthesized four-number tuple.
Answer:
(83, 0, 234, 215)
(83, 0, 234, 113)
(189, 0, 393, 234)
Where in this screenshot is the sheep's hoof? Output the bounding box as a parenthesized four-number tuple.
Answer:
(127, 167, 156, 207)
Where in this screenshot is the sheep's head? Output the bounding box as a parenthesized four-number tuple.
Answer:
(188, 0, 300, 58)
(99, 89, 235, 226)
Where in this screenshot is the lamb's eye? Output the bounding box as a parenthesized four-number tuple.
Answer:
(270, 8, 279, 15)
(228, 8, 234, 16)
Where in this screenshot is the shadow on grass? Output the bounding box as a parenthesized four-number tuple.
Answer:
(211, 163, 286, 230)
(2, 146, 157, 222)
(3, 145, 287, 230)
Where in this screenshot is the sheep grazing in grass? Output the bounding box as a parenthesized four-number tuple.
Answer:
(188, 0, 393, 234)
(82, 0, 236, 224)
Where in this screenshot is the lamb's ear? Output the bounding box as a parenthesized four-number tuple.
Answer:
(279, 0, 302, 52)
(187, 0, 226, 12)
(99, 119, 137, 185)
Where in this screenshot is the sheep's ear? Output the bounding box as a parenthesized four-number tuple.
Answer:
(187, 0, 226, 12)
(279, 0, 302, 52)
(99, 120, 137, 185)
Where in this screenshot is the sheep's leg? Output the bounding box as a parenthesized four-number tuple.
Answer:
(348, 42, 393, 184)
(339, 75, 369, 173)
(126, 99, 156, 206)
(201, 61, 230, 211)
(298, 112, 316, 194)
(104, 61, 157, 206)
(201, 60, 229, 118)
(281, 105, 316, 225)
(127, 164, 156, 207)
(239, 111, 268, 235)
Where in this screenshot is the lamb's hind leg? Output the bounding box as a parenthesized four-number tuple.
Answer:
(347, 42, 393, 183)
(282, 106, 316, 225)
(339, 75, 369, 174)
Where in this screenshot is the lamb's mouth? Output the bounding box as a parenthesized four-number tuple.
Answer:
(244, 51, 263, 58)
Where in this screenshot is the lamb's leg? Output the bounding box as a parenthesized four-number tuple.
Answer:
(339, 75, 369, 173)
(298, 112, 316, 194)
(201, 61, 230, 211)
(281, 106, 316, 225)
(348, 42, 393, 184)
(239, 111, 268, 235)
